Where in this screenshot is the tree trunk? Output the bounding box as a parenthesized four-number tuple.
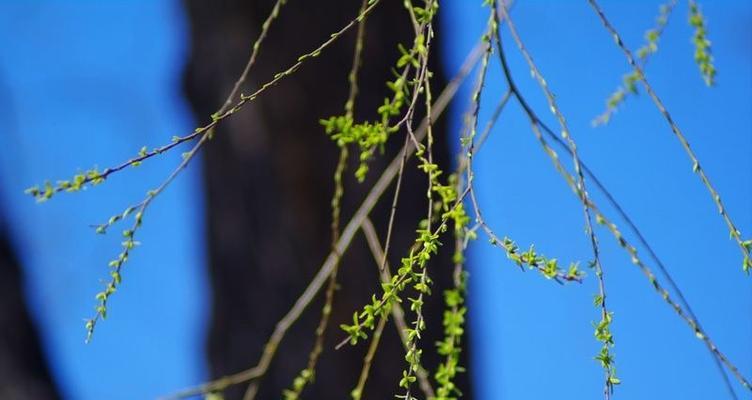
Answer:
(183, 0, 472, 398)
(0, 229, 59, 400)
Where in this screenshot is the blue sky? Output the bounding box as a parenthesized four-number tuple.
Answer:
(441, 1, 751, 399)
(0, 2, 208, 399)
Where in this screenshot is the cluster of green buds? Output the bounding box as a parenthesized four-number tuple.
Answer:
(742, 240, 752, 274)
(25, 168, 105, 202)
(340, 225, 442, 347)
(433, 273, 467, 400)
(320, 115, 391, 182)
(282, 368, 313, 400)
(491, 237, 583, 282)
(593, 1, 675, 126)
(689, 1, 715, 86)
(321, 7, 434, 183)
(593, 310, 620, 391)
(84, 204, 144, 342)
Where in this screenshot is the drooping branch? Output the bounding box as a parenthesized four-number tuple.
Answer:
(587, 0, 751, 276)
(496, 5, 618, 394)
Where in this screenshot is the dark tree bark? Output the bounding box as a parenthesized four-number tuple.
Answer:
(183, 1, 472, 398)
(0, 227, 59, 400)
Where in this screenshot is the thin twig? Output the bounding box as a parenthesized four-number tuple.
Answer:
(592, 0, 677, 126)
(28, 0, 289, 203)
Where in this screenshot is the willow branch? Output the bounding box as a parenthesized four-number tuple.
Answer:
(499, 42, 750, 393)
(587, 0, 751, 275)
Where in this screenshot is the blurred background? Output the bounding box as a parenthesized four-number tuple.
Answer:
(0, 1, 749, 399)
